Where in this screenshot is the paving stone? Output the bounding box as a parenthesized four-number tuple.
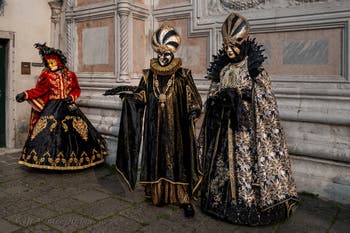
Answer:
(329, 204, 350, 233)
(73, 189, 110, 203)
(0, 218, 21, 232)
(3, 184, 32, 196)
(0, 199, 41, 218)
(114, 184, 148, 204)
(2, 149, 350, 233)
(79, 215, 141, 233)
(91, 165, 114, 178)
(45, 198, 86, 214)
(140, 218, 195, 233)
(75, 197, 131, 220)
(274, 208, 328, 233)
(119, 202, 177, 225)
(192, 209, 240, 233)
(45, 213, 96, 233)
(236, 225, 280, 233)
(5, 207, 57, 227)
(0, 190, 7, 199)
(93, 174, 127, 197)
(33, 188, 73, 204)
(13, 223, 61, 233)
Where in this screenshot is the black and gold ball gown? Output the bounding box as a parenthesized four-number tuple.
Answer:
(18, 68, 108, 170)
(115, 58, 203, 206)
(199, 39, 299, 225)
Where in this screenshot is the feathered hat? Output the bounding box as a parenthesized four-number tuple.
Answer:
(34, 42, 67, 69)
(221, 13, 249, 45)
(151, 24, 181, 54)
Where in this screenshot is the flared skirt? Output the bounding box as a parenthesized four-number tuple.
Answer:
(19, 100, 108, 170)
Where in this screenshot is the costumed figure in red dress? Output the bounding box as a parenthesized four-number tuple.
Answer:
(199, 13, 298, 225)
(16, 43, 108, 170)
(104, 25, 203, 217)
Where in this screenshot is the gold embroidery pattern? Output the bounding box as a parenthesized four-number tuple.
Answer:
(219, 58, 251, 94)
(214, 62, 298, 208)
(19, 140, 107, 170)
(209, 153, 230, 208)
(72, 117, 88, 141)
(31, 116, 57, 140)
(62, 116, 88, 141)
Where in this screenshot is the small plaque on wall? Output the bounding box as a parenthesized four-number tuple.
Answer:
(21, 62, 31, 75)
(31, 62, 44, 67)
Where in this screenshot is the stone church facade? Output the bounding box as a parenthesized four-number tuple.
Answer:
(1, 0, 350, 203)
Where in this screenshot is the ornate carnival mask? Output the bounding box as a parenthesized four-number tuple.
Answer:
(151, 24, 181, 67)
(44, 54, 62, 71)
(221, 13, 249, 59)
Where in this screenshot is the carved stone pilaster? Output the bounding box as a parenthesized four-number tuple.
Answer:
(63, 0, 74, 69)
(118, 0, 131, 82)
(49, 0, 63, 24)
(48, 0, 63, 49)
(0, 0, 6, 16)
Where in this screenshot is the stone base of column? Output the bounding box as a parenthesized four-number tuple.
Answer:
(118, 71, 130, 82)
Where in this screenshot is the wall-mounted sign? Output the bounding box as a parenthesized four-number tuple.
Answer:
(31, 62, 44, 67)
(21, 62, 31, 75)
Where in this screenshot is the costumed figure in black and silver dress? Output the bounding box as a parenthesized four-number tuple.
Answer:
(199, 13, 298, 225)
(16, 43, 108, 170)
(105, 25, 202, 217)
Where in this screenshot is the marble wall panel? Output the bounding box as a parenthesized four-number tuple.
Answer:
(76, 17, 115, 73)
(83, 27, 109, 65)
(253, 28, 342, 76)
(133, 18, 146, 73)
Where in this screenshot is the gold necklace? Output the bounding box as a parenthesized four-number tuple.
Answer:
(153, 73, 175, 108)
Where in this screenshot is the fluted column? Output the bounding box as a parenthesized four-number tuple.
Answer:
(117, 0, 131, 82)
(48, 0, 63, 49)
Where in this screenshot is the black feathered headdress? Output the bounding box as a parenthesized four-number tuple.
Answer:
(206, 37, 266, 82)
(34, 43, 67, 68)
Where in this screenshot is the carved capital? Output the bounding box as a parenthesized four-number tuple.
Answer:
(48, 0, 63, 23)
(117, 0, 131, 16)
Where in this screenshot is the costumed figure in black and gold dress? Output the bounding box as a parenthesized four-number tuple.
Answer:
(16, 43, 108, 170)
(199, 13, 298, 225)
(105, 25, 202, 217)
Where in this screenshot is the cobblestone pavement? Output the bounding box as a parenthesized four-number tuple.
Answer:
(0, 149, 349, 233)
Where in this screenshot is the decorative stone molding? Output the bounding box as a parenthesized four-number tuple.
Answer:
(64, 0, 74, 68)
(0, 0, 6, 16)
(48, 0, 63, 49)
(118, 0, 131, 82)
(49, 0, 63, 24)
(0, 31, 16, 148)
(210, 0, 265, 12)
(207, 0, 329, 15)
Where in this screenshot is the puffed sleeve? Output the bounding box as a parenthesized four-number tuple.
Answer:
(68, 71, 81, 102)
(24, 71, 50, 100)
(184, 69, 202, 116)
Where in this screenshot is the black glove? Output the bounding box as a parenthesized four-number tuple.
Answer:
(206, 96, 217, 106)
(219, 88, 238, 105)
(16, 92, 26, 103)
(188, 109, 201, 121)
(64, 95, 73, 104)
(119, 92, 134, 99)
(241, 87, 252, 103)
